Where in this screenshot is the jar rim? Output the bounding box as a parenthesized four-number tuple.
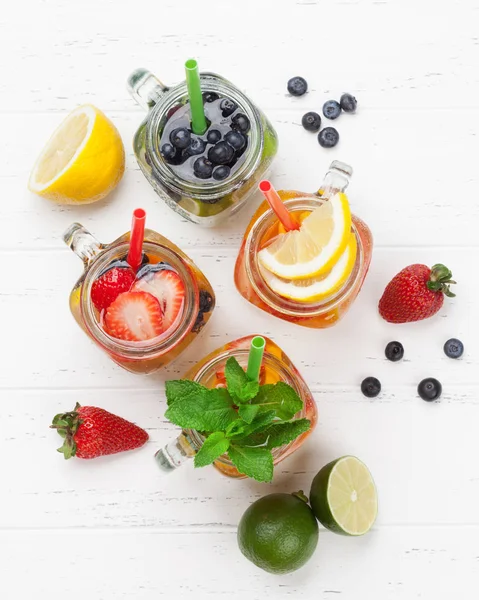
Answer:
(80, 241, 199, 359)
(145, 73, 264, 200)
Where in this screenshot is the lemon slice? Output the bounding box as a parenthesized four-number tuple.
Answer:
(28, 105, 125, 204)
(258, 192, 352, 280)
(260, 234, 357, 302)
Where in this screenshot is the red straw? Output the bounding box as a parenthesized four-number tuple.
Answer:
(259, 181, 299, 231)
(127, 208, 146, 271)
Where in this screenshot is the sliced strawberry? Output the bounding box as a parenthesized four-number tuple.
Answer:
(104, 291, 163, 342)
(132, 270, 185, 331)
(91, 267, 136, 311)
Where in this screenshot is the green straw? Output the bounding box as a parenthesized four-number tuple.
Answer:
(185, 59, 207, 135)
(246, 336, 266, 382)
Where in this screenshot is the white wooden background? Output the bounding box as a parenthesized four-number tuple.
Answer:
(1, 0, 479, 598)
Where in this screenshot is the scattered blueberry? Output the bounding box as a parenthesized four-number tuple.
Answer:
(224, 130, 247, 151)
(385, 341, 404, 362)
(207, 129, 222, 145)
(230, 113, 251, 133)
(340, 93, 357, 113)
(193, 157, 214, 179)
(318, 127, 339, 148)
(322, 100, 341, 120)
(136, 261, 174, 279)
(186, 137, 207, 156)
(203, 91, 219, 103)
(208, 141, 235, 165)
(199, 290, 214, 313)
(444, 338, 464, 359)
(212, 165, 231, 181)
(301, 111, 321, 132)
(160, 143, 176, 162)
(170, 127, 191, 149)
(287, 76, 308, 96)
(220, 98, 237, 117)
(361, 377, 381, 398)
(418, 378, 442, 402)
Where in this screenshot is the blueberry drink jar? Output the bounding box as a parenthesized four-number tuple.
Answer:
(127, 68, 278, 226)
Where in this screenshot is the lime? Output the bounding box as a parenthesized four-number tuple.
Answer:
(237, 492, 319, 574)
(310, 456, 378, 536)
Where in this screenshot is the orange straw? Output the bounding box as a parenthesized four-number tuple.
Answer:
(258, 181, 299, 231)
(127, 208, 146, 271)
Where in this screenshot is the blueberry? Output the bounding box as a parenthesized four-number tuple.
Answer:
(199, 290, 214, 313)
(301, 111, 321, 132)
(207, 129, 222, 145)
(136, 261, 174, 279)
(323, 100, 341, 120)
(418, 378, 442, 402)
(192, 311, 205, 333)
(340, 93, 357, 113)
(170, 127, 191, 149)
(161, 143, 176, 162)
(318, 127, 339, 148)
(224, 130, 246, 151)
(230, 113, 250, 133)
(220, 98, 237, 117)
(385, 341, 404, 362)
(212, 165, 231, 181)
(186, 137, 207, 156)
(208, 141, 235, 165)
(193, 157, 214, 179)
(287, 76, 308, 96)
(444, 338, 464, 359)
(203, 91, 219, 103)
(361, 377, 381, 398)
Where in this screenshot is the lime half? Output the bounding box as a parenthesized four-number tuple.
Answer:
(310, 456, 378, 536)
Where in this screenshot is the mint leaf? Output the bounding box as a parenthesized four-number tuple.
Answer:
(239, 419, 311, 450)
(228, 445, 274, 482)
(165, 380, 205, 407)
(225, 357, 259, 403)
(238, 403, 259, 423)
(251, 382, 303, 420)
(194, 432, 230, 468)
(225, 420, 248, 440)
(245, 410, 276, 435)
(202, 388, 239, 431)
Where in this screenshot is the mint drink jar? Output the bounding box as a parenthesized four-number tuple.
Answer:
(127, 68, 278, 226)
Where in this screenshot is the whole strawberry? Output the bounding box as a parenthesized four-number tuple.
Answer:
(51, 403, 148, 459)
(379, 263, 456, 324)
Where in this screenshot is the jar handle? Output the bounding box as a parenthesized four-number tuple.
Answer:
(154, 432, 196, 473)
(317, 160, 353, 197)
(127, 68, 169, 110)
(63, 223, 103, 265)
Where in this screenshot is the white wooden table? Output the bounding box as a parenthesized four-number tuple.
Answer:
(1, 1, 478, 597)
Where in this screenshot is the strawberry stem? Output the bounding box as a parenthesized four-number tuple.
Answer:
(427, 264, 457, 298)
(50, 403, 83, 460)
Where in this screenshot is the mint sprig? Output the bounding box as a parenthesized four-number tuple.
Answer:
(164, 357, 311, 482)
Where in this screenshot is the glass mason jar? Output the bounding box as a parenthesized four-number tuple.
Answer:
(127, 68, 278, 226)
(63, 224, 215, 374)
(234, 161, 373, 328)
(155, 335, 318, 479)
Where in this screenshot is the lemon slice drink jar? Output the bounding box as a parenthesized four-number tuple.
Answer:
(234, 161, 373, 328)
(127, 60, 278, 226)
(154, 335, 318, 479)
(63, 209, 215, 374)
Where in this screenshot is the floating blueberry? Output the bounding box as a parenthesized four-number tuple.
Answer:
(224, 130, 246, 151)
(287, 76, 308, 96)
(203, 91, 219, 103)
(199, 290, 214, 313)
(212, 165, 231, 181)
(322, 100, 341, 120)
(136, 261, 174, 279)
(361, 377, 381, 398)
(208, 141, 235, 165)
(444, 338, 464, 359)
(385, 341, 404, 362)
(301, 111, 321, 132)
(207, 129, 222, 145)
(220, 98, 237, 117)
(161, 143, 176, 162)
(230, 113, 250, 133)
(170, 127, 191, 149)
(186, 137, 207, 156)
(340, 93, 357, 113)
(418, 378, 442, 402)
(193, 157, 214, 179)
(318, 127, 339, 148)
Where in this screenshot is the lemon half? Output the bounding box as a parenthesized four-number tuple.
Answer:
(28, 105, 125, 204)
(258, 192, 352, 280)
